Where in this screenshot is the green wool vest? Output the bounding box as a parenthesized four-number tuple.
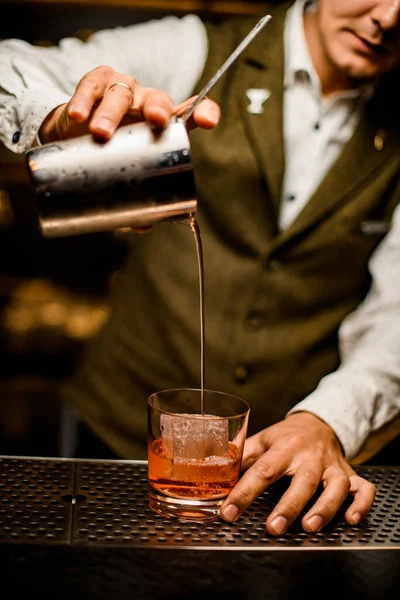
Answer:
(68, 3, 400, 459)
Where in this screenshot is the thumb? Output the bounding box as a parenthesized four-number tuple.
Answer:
(39, 103, 68, 144)
(241, 430, 271, 471)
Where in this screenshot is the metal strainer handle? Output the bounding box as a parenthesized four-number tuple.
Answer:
(180, 14, 273, 124)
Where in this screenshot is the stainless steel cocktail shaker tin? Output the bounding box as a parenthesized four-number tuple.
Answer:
(26, 118, 197, 237)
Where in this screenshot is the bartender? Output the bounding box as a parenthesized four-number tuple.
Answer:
(0, 0, 399, 535)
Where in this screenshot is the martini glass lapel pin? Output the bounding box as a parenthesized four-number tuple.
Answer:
(246, 88, 271, 114)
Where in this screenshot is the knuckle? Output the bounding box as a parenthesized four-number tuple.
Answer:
(91, 65, 105, 74)
(127, 76, 137, 88)
(317, 494, 341, 515)
(100, 65, 114, 77)
(86, 65, 113, 80)
(336, 472, 351, 494)
(150, 87, 170, 100)
(300, 469, 320, 488)
(155, 90, 172, 104)
(160, 94, 174, 108)
(79, 76, 102, 95)
(282, 497, 304, 516)
(362, 479, 377, 499)
(283, 435, 300, 454)
(232, 485, 253, 507)
(285, 433, 316, 455)
(313, 440, 327, 459)
(252, 459, 276, 483)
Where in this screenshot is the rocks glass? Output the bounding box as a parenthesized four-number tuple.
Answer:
(148, 388, 250, 521)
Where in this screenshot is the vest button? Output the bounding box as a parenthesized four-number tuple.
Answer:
(246, 313, 265, 331)
(234, 364, 249, 383)
(267, 258, 282, 271)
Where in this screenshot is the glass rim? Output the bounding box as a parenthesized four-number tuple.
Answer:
(147, 387, 250, 419)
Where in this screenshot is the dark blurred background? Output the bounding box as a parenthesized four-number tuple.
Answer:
(0, 0, 276, 457)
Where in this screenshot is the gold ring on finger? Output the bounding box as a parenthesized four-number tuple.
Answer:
(107, 81, 134, 108)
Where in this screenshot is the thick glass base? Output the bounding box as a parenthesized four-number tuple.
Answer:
(148, 486, 224, 521)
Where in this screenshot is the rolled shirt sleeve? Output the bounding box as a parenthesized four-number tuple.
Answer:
(288, 202, 400, 459)
(0, 15, 208, 153)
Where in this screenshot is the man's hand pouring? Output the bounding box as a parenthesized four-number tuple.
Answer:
(37, 65, 220, 232)
(37, 65, 220, 145)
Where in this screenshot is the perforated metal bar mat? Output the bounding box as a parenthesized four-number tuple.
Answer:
(1, 457, 399, 549)
(0, 457, 74, 545)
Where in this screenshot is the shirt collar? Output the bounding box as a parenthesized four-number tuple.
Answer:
(284, 0, 318, 89)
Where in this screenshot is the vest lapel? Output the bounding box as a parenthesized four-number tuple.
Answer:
(269, 85, 400, 253)
(237, 6, 288, 225)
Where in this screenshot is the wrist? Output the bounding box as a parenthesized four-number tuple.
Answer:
(286, 411, 345, 454)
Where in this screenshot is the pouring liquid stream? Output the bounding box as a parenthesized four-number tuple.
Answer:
(189, 217, 206, 416)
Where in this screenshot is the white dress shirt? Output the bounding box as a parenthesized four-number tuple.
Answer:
(0, 1, 399, 458)
(280, 0, 375, 231)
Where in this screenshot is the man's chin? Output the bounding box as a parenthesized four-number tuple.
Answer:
(336, 58, 384, 85)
